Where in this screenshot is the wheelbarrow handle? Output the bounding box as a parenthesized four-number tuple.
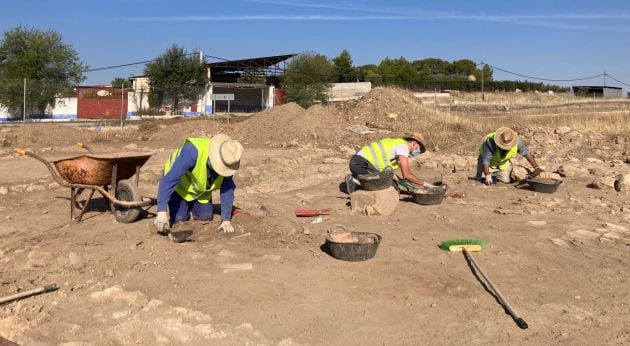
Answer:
(16, 149, 68, 187)
(76, 142, 96, 154)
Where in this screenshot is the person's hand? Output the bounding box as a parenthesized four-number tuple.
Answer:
(484, 175, 493, 185)
(217, 220, 235, 235)
(154, 211, 170, 235)
(530, 167, 544, 178)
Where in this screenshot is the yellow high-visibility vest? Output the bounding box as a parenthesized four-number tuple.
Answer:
(479, 132, 518, 170)
(362, 138, 408, 171)
(164, 138, 224, 203)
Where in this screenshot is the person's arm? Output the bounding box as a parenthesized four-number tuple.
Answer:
(480, 139, 495, 177)
(399, 155, 426, 185)
(219, 177, 235, 221)
(156, 143, 197, 212)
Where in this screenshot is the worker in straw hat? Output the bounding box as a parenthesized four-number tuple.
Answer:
(346, 132, 430, 193)
(154, 134, 243, 235)
(476, 127, 542, 185)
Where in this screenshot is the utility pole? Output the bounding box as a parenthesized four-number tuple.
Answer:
(481, 61, 485, 101)
(23, 78, 26, 124)
(120, 81, 125, 129)
(603, 71, 607, 87)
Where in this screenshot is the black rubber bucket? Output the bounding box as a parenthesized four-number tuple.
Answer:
(358, 169, 394, 191)
(526, 178, 562, 193)
(325, 227, 382, 262)
(411, 184, 448, 205)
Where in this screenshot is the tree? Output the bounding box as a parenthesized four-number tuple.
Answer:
(331, 49, 355, 83)
(0, 26, 86, 117)
(449, 59, 477, 79)
(481, 64, 493, 81)
(378, 57, 417, 85)
(280, 52, 332, 108)
(111, 77, 128, 88)
(144, 45, 208, 112)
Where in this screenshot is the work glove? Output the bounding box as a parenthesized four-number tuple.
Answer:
(421, 182, 433, 188)
(154, 211, 170, 235)
(484, 175, 493, 185)
(217, 220, 235, 235)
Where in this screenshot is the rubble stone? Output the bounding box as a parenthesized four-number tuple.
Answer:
(350, 187, 399, 216)
(613, 174, 630, 192)
(555, 126, 571, 135)
(0, 186, 8, 195)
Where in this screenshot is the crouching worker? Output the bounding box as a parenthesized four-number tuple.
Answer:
(154, 134, 243, 235)
(346, 133, 429, 193)
(476, 127, 542, 185)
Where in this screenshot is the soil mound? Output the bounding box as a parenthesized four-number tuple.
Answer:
(235, 103, 347, 147)
(345, 87, 424, 130)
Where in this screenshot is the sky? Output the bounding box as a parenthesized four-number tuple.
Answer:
(1, 0, 629, 92)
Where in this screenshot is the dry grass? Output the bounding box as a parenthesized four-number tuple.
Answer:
(396, 96, 630, 153)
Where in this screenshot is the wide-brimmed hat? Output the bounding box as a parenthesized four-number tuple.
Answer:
(209, 134, 243, 177)
(403, 132, 426, 149)
(495, 127, 518, 150)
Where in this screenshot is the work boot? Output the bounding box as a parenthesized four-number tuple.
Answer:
(345, 174, 357, 194)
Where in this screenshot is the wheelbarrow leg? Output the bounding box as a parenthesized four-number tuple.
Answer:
(70, 187, 76, 222)
(107, 164, 118, 213)
(135, 165, 140, 187)
(73, 189, 95, 222)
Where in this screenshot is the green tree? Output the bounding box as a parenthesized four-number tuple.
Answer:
(416, 58, 450, 76)
(448, 59, 478, 80)
(331, 49, 355, 83)
(144, 45, 208, 112)
(378, 57, 417, 85)
(280, 52, 332, 108)
(481, 64, 493, 81)
(111, 77, 128, 88)
(0, 26, 86, 117)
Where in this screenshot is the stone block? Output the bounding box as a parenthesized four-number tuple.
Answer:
(350, 187, 399, 216)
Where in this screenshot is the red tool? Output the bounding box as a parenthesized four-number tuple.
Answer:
(294, 208, 332, 217)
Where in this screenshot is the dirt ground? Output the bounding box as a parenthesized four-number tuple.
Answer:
(1, 89, 630, 345)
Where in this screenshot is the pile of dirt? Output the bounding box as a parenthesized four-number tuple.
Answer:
(234, 103, 348, 147)
(344, 87, 425, 130)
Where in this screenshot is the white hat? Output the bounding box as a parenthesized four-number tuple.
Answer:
(209, 134, 243, 177)
(495, 127, 518, 150)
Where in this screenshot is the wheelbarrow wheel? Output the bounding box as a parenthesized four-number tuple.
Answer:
(113, 179, 142, 223)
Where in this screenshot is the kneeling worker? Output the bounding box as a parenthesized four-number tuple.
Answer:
(346, 133, 429, 193)
(476, 127, 542, 185)
(154, 134, 243, 235)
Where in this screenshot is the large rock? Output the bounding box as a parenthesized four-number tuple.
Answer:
(350, 187, 399, 216)
(614, 174, 630, 192)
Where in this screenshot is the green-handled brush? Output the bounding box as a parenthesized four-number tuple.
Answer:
(440, 239, 529, 330)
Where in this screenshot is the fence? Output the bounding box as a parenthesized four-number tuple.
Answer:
(0, 79, 78, 122)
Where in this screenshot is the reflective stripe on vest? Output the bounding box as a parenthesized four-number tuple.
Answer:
(164, 137, 224, 203)
(478, 132, 518, 170)
(361, 138, 408, 171)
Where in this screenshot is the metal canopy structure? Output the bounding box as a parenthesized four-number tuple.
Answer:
(208, 54, 295, 71)
(208, 54, 296, 85)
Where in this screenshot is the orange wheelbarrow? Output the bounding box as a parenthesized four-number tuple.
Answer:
(16, 148, 154, 223)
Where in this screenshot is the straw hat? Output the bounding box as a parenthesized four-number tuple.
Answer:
(209, 134, 243, 177)
(403, 132, 426, 149)
(494, 127, 518, 150)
